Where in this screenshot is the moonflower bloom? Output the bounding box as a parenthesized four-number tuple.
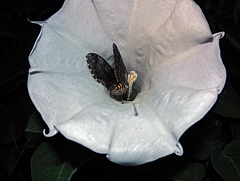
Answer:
(28, 0, 226, 165)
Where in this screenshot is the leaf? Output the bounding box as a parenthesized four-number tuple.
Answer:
(212, 82, 240, 118)
(31, 142, 76, 181)
(192, 138, 213, 160)
(142, 156, 206, 181)
(181, 132, 213, 160)
(231, 122, 240, 141)
(25, 132, 45, 148)
(165, 160, 206, 181)
(26, 111, 45, 133)
(0, 146, 26, 175)
(204, 119, 223, 140)
(211, 141, 240, 181)
(174, 162, 206, 181)
(180, 116, 222, 160)
(31, 139, 95, 181)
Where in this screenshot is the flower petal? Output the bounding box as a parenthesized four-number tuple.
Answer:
(107, 87, 218, 165)
(85, 0, 214, 86)
(28, 0, 226, 165)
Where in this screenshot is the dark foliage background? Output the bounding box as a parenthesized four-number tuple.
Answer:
(0, 0, 239, 180)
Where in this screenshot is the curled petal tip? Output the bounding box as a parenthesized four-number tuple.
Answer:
(213, 32, 225, 39)
(174, 142, 184, 156)
(43, 128, 58, 137)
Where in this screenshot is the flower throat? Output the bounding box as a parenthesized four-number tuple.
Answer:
(86, 43, 140, 102)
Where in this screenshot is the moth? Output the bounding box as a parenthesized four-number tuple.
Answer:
(86, 43, 138, 101)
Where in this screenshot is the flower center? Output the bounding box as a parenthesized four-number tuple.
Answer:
(86, 43, 140, 103)
(110, 70, 140, 102)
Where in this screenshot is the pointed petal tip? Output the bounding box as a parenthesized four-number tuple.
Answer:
(28, 19, 46, 26)
(106, 154, 140, 166)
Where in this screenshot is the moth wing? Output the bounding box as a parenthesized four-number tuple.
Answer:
(113, 43, 128, 85)
(86, 53, 116, 89)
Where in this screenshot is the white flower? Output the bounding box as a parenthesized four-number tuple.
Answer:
(28, 0, 226, 165)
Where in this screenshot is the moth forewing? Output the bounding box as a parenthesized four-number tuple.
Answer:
(112, 43, 128, 86)
(86, 53, 116, 89)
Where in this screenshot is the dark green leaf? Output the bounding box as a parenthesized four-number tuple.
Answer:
(170, 162, 206, 181)
(231, 122, 240, 141)
(31, 142, 76, 181)
(25, 132, 45, 148)
(0, 146, 26, 175)
(142, 155, 206, 181)
(204, 119, 222, 140)
(212, 83, 240, 118)
(180, 116, 221, 160)
(181, 132, 213, 160)
(192, 138, 213, 160)
(164, 160, 206, 181)
(26, 111, 45, 133)
(31, 140, 95, 181)
(211, 141, 240, 181)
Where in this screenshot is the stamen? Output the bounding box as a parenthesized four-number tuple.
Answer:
(127, 71, 138, 100)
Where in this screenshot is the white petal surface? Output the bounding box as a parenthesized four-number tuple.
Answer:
(28, 0, 226, 165)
